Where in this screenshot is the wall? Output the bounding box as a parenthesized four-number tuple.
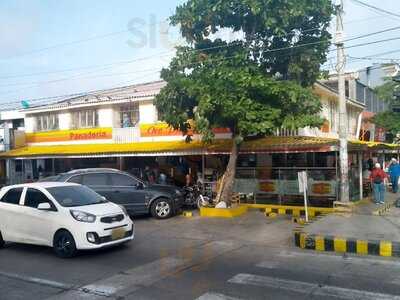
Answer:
(98, 107, 114, 127)
(58, 112, 70, 130)
(139, 101, 157, 124)
(24, 116, 35, 133)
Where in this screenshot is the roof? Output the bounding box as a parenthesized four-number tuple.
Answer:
(23, 81, 166, 113)
(3, 182, 79, 189)
(2, 136, 396, 159)
(21, 79, 361, 114)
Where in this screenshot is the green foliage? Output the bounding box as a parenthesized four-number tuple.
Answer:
(372, 111, 400, 137)
(373, 79, 400, 139)
(155, 0, 333, 143)
(375, 79, 399, 104)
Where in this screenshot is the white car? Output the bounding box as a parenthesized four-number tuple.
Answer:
(0, 182, 134, 258)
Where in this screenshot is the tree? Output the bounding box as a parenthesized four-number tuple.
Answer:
(372, 78, 400, 142)
(155, 0, 333, 205)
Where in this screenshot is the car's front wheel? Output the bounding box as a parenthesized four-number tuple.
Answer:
(0, 231, 5, 249)
(53, 230, 77, 258)
(151, 198, 173, 219)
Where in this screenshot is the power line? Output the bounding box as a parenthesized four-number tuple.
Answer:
(5, 25, 400, 88)
(1, 19, 170, 60)
(345, 25, 400, 42)
(2, 32, 400, 104)
(0, 73, 163, 109)
(350, 0, 400, 20)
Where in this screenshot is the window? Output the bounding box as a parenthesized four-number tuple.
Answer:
(0, 188, 23, 205)
(36, 113, 59, 131)
(110, 174, 138, 187)
(72, 110, 99, 129)
(24, 188, 54, 209)
(68, 175, 82, 184)
(82, 173, 108, 186)
(120, 103, 139, 128)
(47, 186, 107, 207)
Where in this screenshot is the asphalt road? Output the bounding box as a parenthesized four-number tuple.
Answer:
(1, 211, 400, 300)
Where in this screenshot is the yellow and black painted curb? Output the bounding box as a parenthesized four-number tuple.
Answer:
(262, 206, 332, 219)
(294, 231, 400, 257)
(182, 211, 193, 217)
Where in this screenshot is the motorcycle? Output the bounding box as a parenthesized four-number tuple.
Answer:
(183, 183, 211, 209)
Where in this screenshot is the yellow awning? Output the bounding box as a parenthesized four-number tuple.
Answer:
(1, 136, 398, 159)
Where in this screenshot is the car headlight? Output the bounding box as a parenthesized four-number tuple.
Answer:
(70, 210, 96, 223)
(118, 205, 129, 216)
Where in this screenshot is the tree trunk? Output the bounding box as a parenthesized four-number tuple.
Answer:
(216, 140, 239, 206)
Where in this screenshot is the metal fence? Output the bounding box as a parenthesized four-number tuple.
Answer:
(234, 167, 343, 207)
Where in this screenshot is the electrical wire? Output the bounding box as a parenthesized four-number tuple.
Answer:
(1, 18, 170, 60)
(2, 31, 400, 105)
(350, 0, 400, 20)
(4, 24, 400, 89)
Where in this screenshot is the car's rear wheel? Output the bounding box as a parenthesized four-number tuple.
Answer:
(0, 231, 5, 249)
(53, 230, 77, 258)
(151, 198, 173, 219)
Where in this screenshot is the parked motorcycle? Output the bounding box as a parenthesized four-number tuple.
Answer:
(183, 183, 211, 209)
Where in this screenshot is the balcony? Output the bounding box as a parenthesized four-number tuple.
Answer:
(112, 127, 140, 143)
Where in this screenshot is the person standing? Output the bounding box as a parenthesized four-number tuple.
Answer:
(388, 158, 400, 193)
(370, 163, 388, 204)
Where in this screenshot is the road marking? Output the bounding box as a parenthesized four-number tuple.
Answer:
(277, 250, 400, 266)
(255, 261, 282, 269)
(0, 270, 73, 290)
(196, 292, 243, 300)
(47, 240, 243, 299)
(228, 273, 400, 300)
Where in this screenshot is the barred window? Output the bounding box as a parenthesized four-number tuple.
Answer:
(72, 110, 99, 129)
(36, 114, 59, 131)
(120, 103, 139, 128)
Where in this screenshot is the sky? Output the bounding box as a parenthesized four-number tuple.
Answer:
(0, 0, 399, 108)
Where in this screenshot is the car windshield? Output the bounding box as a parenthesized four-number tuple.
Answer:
(38, 175, 62, 182)
(47, 185, 107, 207)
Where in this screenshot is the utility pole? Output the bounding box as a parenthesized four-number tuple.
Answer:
(335, 0, 349, 202)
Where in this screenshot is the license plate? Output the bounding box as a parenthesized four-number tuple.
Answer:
(111, 228, 125, 240)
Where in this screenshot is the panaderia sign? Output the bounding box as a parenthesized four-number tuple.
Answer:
(26, 128, 112, 143)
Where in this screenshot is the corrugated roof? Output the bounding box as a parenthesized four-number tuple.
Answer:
(0, 136, 355, 159)
(23, 81, 166, 112)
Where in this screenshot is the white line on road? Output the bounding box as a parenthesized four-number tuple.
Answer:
(277, 250, 400, 266)
(228, 273, 400, 300)
(196, 292, 243, 300)
(0, 270, 73, 290)
(46, 240, 243, 300)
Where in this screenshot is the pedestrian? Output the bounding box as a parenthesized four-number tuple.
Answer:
(370, 163, 388, 204)
(388, 158, 400, 193)
(144, 165, 155, 184)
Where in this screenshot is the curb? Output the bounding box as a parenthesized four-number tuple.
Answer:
(294, 231, 400, 257)
(262, 206, 333, 218)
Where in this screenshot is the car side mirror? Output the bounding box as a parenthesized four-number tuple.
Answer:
(135, 182, 144, 190)
(38, 202, 52, 211)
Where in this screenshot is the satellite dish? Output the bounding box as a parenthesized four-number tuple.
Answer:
(21, 100, 30, 108)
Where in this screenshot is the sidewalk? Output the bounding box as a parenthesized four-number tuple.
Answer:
(295, 192, 400, 257)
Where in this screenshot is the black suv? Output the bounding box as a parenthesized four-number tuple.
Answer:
(41, 168, 183, 219)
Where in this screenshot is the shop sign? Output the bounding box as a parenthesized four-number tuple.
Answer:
(309, 181, 336, 197)
(259, 180, 278, 193)
(140, 123, 186, 137)
(26, 128, 112, 143)
(140, 123, 231, 138)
